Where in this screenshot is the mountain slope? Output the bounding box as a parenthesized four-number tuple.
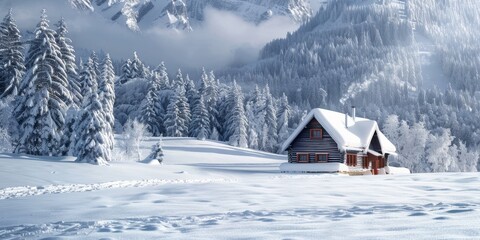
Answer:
(71, 0, 313, 31)
(220, 0, 480, 150)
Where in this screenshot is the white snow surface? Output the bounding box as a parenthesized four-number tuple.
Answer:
(386, 165, 412, 175)
(281, 108, 397, 154)
(0, 137, 479, 239)
(279, 162, 349, 173)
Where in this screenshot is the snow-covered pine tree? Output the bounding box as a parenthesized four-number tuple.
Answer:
(245, 101, 258, 149)
(13, 10, 70, 156)
(140, 71, 163, 136)
(154, 62, 170, 90)
(119, 58, 132, 84)
(79, 58, 97, 101)
(90, 51, 100, 78)
(72, 57, 97, 156)
(172, 68, 185, 91)
(98, 54, 116, 149)
(164, 91, 182, 137)
(131, 51, 148, 79)
(276, 93, 290, 153)
(0, 98, 15, 151)
(198, 68, 219, 138)
(198, 68, 209, 98)
(263, 85, 278, 152)
(225, 81, 248, 148)
(189, 95, 210, 140)
(74, 85, 111, 165)
(55, 18, 81, 108)
(250, 85, 266, 149)
(184, 74, 197, 109)
(0, 9, 25, 99)
(176, 84, 190, 136)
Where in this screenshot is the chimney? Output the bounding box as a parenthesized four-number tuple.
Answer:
(351, 106, 356, 123)
(345, 112, 348, 128)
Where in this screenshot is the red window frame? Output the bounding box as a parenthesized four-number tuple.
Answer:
(315, 153, 329, 163)
(297, 153, 309, 163)
(346, 154, 357, 166)
(310, 129, 323, 139)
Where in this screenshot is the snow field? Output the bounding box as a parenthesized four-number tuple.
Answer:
(0, 138, 479, 239)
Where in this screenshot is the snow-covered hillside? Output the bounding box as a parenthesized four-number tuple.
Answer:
(71, 0, 312, 31)
(1, 137, 479, 239)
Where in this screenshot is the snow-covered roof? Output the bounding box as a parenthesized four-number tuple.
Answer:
(281, 108, 396, 155)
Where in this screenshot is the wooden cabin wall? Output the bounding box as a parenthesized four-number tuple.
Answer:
(288, 118, 342, 163)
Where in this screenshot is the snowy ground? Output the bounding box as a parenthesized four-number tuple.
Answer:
(0, 137, 479, 239)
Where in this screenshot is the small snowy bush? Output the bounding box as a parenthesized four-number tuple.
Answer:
(120, 119, 149, 161)
(145, 138, 164, 164)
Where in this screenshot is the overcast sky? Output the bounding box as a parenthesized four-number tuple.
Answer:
(0, 0, 306, 73)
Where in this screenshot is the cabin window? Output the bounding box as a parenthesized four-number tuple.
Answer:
(346, 154, 357, 166)
(362, 156, 369, 169)
(310, 129, 323, 139)
(315, 153, 328, 162)
(297, 153, 309, 163)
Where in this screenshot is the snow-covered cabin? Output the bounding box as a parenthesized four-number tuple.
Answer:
(280, 107, 397, 175)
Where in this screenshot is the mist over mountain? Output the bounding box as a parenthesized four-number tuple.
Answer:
(70, 0, 313, 31)
(0, 0, 302, 71)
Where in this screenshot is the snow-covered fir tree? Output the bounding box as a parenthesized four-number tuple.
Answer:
(250, 85, 266, 149)
(176, 84, 190, 136)
(184, 74, 197, 109)
(189, 95, 210, 140)
(263, 85, 278, 152)
(79, 58, 97, 102)
(198, 68, 219, 138)
(55, 18, 81, 108)
(172, 68, 185, 91)
(119, 58, 132, 84)
(140, 72, 163, 136)
(224, 81, 248, 148)
(98, 54, 115, 149)
(72, 57, 97, 156)
(0, 9, 25, 99)
(74, 85, 111, 165)
(162, 69, 191, 136)
(276, 93, 290, 153)
(90, 51, 100, 77)
(245, 101, 258, 149)
(164, 91, 182, 137)
(154, 62, 170, 90)
(13, 10, 70, 156)
(131, 51, 148, 79)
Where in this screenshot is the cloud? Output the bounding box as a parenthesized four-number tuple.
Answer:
(0, 0, 299, 73)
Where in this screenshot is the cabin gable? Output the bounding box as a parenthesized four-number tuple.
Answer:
(288, 118, 342, 163)
(369, 131, 382, 153)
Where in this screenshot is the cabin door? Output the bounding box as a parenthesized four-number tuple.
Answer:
(372, 158, 379, 175)
(367, 153, 379, 175)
